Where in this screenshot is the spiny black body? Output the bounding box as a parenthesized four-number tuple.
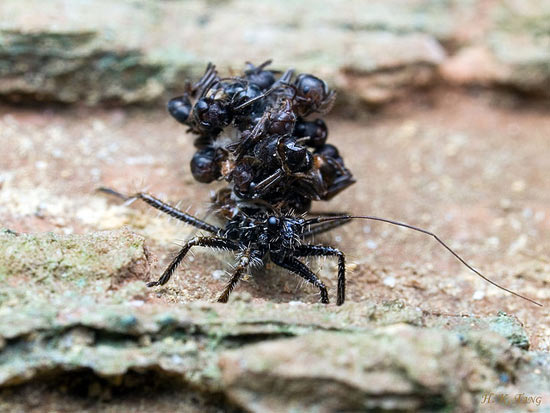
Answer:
(98, 188, 542, 308)
(100, 189, 346, 305)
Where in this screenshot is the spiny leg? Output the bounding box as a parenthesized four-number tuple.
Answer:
(148, 236, 239, 287)
(301, 216, 351, 238)
(295, 244, 346, 306)
(271, 253, 329, 304)
(98, 188, 222, 234)
(217, 250, 251, 303)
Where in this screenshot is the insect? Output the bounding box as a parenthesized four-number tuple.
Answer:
(98, 187, 542, 307)
(167, 62, 355, 212)
(99, 60, 541, 308)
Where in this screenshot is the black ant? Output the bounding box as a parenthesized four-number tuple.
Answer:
(166, 61, 355, 210)
(98, 187, 542, 307)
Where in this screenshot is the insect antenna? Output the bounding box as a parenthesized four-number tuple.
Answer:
(304, 215, 542, 307)
(97, 187, 130, 201)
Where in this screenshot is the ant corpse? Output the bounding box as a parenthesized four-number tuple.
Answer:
(99, 187, 542, 307)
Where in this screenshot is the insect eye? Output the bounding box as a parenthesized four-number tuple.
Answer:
(268, 217, 279, 227)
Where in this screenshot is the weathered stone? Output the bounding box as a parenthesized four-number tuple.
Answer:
(0, 228, 150, 285)
(0, 298, 533, 411)
(0, 0, 447, 106)
(441, 0, 550, 95)
(0, 224, 544, 412)
(219, 326, 519, 412)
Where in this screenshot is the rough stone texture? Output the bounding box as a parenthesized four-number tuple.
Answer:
(0, 227, 547, 411)
(1, 1, 550, 411)
(219, 327, 517, 412)
(441, 0, 550, 96)
(0, 0, 448, 106)
(0, 229, 151, 309)
(0, 228, 150, 284)
(0, 298, 530, 412)
(0, 229, 546, 411)
(1, 0, 548, 107)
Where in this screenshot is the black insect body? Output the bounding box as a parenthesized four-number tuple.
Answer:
(292, 73, 336, 117)
(102, 190, 347, 305)
(98, 188, 542, 307)
(166, 61, 356, 212)
(190, 147, 223, 183)
(244, 60, 278, 91)
(167, 95, 193, 125)
(294, 118, 328, 148)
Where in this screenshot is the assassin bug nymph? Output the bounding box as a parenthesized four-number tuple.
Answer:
(98, 187, 542, 307)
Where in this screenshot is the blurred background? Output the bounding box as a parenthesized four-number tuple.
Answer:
(0, 0, 548, 107)
(0, 0, 549, 411)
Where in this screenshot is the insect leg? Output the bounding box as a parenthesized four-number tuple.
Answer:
(217, 250, 251, 303)
(295, 244, 346, 305)
(193, 63, 219, 98)
(98, 188, 222, 234)
(301, 219, 351, 238)
(301, 212, 351, 238)
(252, 169, 285, 197)
(271, 254, 329, 304)
(147, 236, 239, 287)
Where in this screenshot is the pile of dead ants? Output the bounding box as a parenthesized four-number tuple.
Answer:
(168, 60, 355, 214)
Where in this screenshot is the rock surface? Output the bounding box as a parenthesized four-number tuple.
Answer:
(0, 229, 547, 411)
(1, 1, 550, 411)
(440, 0, 550, 96)
(1, 0, 548, 107)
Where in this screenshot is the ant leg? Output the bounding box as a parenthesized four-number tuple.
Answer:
(252, 169, 285, 197)
(147, 236, 239, 287)
(193, 63, 219, 97)
(271, 254, 329, 304)
(217, 250, 251, 303)
(234, 112, 269, 159)
(245, 59, 273, 73)
(316, 89, 336, 115)
(98, 188, 222, 234)
(295, 245, 346, 306)
(274, 68, 295, 86)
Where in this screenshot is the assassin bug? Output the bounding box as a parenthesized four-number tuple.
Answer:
(98, 187, 542, 307)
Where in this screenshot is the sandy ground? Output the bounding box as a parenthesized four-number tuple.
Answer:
(1, 89, 549, 350)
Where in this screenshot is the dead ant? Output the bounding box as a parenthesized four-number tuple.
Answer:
(98, 187, 542, 307)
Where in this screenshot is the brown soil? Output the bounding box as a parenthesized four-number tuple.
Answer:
(2, 89, 549, 349)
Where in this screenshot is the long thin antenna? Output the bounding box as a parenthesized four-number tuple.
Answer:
(305, 215, 542, 307)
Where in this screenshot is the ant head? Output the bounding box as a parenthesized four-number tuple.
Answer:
(167, 95, 192, 124)
(193, 97, 232, 130)
(233, 84, 263, 115)
(244, 60, 279, 90)
(282, 138, 313, 172)
(295, 74, 329, 102)
(190, 147, 221, 183)
(294, 118, 328, 148)
(293, 74, 335, 116)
